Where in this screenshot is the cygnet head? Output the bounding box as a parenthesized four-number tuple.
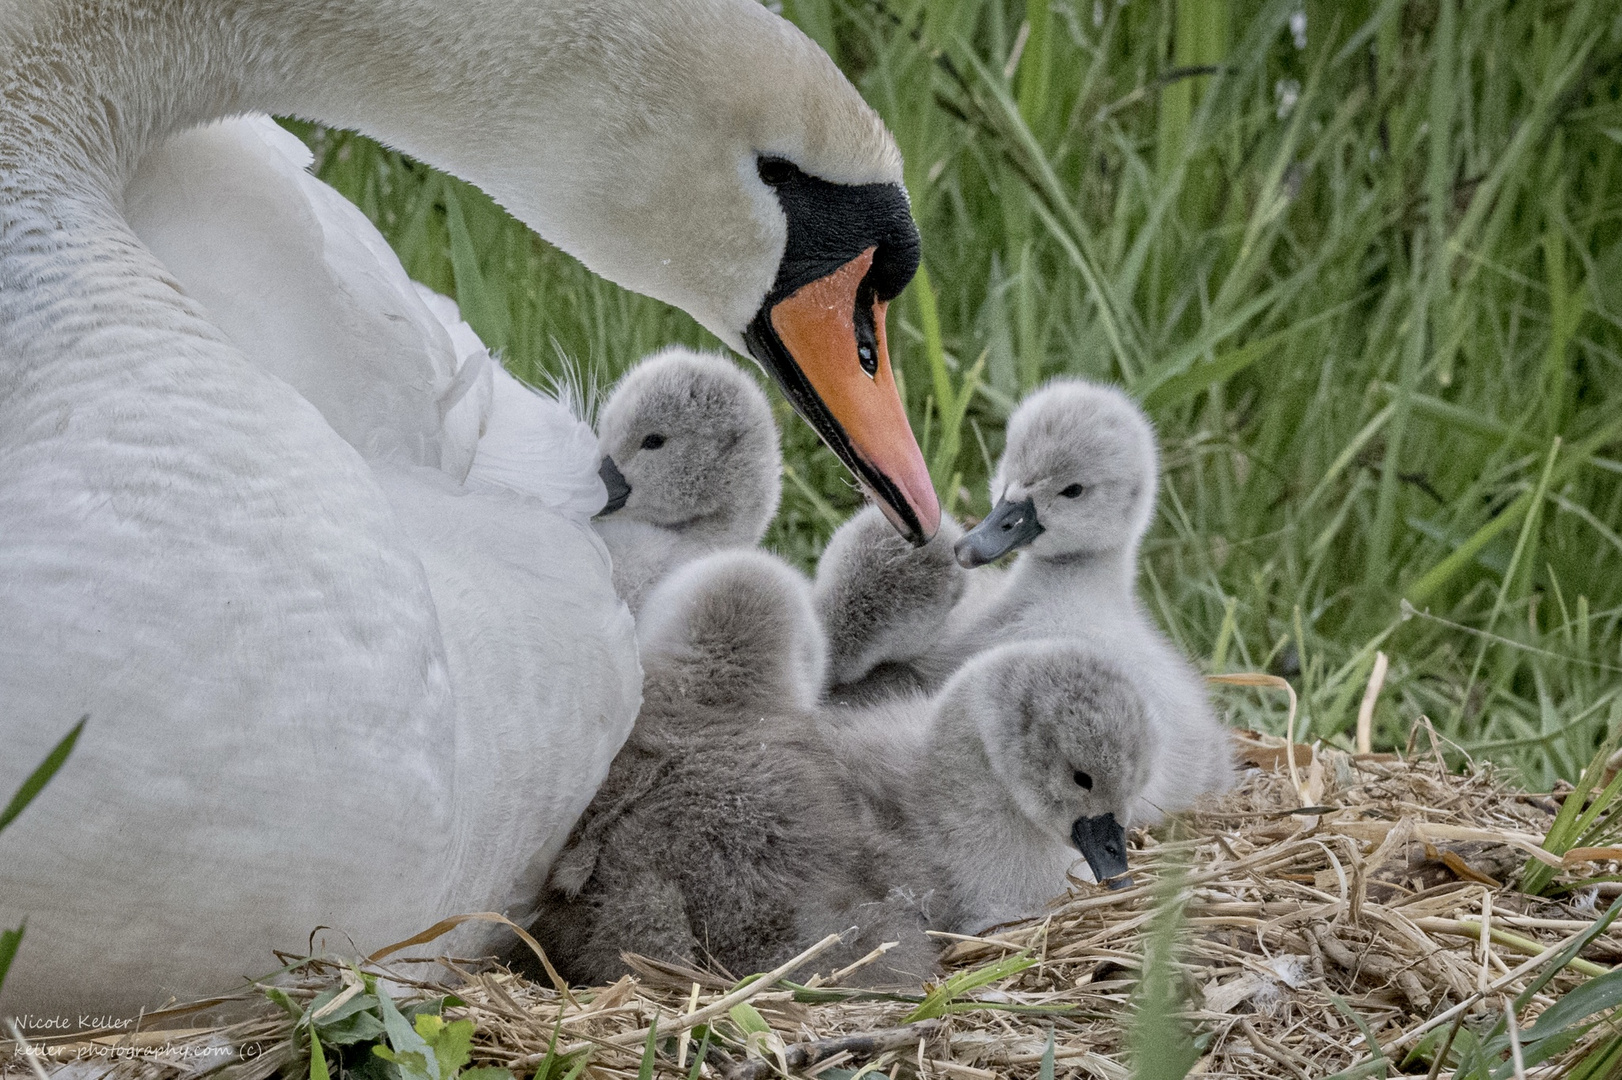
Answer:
(596, 348, 783, 546)
(936, 641, 1156, 881)
(637, 549, 827, 713)
(955, 381, 1158, 568)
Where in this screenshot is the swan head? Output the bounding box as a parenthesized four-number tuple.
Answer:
(390, 1, 938, 544)
(637, 549, 827, 713)
(594, 347, 781, 546)
(955, 381, 1158, 568)
(936, 641, 1155, 882)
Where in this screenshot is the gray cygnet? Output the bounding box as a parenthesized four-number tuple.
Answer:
(593, 347, 782, 613)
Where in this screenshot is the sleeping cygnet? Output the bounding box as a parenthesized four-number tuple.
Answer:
(906, 640, 1156, 933)
(941, 379, 1234, 823)
(593, 347, 782, 613)
(812, 504, 968, 703)
(524, 549, 929, 985)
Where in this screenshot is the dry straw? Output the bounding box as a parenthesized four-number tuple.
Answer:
(8, 733, 1622, 1080)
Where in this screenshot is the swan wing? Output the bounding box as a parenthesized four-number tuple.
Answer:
(124, 116, 467, 473)
(370, 465, 640, 931)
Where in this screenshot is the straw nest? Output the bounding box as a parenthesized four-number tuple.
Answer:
(10, 730, 1622, 1080)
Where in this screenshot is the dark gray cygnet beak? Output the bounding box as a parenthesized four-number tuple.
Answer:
(1070, 812, 1129, 883)
(954, 497, 1044, 568)
(597, 455, 631, 516)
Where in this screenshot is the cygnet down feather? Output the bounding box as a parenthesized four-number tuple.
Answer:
(523, 549, 931, 985)
(592, 347, 782, 613)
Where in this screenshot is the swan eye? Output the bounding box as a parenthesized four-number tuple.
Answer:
(853, 285, 880, 378)
(757, 156, 799, 186)
(641, 433, 666, 450)
(1072, 770, 1093, 789)
(1059, 483, 1086, 499)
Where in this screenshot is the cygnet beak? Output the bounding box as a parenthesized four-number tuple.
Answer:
(1069, 812, 1129, 883)
(597, 455, 631, 516)
(954, 497, 1044, 568)
(745, 248, 939, 547)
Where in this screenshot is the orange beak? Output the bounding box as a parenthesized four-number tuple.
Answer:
(755, 248, 940, 544)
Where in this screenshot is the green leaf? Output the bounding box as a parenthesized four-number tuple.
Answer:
(1038, 1028, 1055, 1080)
(459, 1070, 514, 1080)
(375, 988, 439, 1080)
(374, 1044, 435, 1080)
(1, 715, 86, 835)
(685, 1028, 711, 1080)
(1522, 967, 1622, 1042)
(421, 1016, 474, 1080)
(636, 1018, 658, 1080)
(310, 1028, 331, 1080)
(1407, 412, 1622, 606)
(1129, 873, 1198, 1080)
(727, 1003, 772, 1037)
(1514, 897, 1622, 1014)
(0, 923, 23, 992)
(1565, 1030, 1622, 1080)
(263, 984, 303, 1020)
(904, 953, 1035, 1022)
(559, 1050, 593, 1080)
(443, 181, 511, 353)
(318, 1006, 388, 1047)
(305, 987, 382, 1029)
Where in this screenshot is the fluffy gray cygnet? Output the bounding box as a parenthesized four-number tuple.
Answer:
(593, 347, 782, 613)
(813, 504, 967, 703)
(525, 548, 933, 985)
(823, 640, 1156, 934)
(941, 379, 1233, 823)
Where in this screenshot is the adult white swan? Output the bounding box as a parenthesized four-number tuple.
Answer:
(0, 0, 939, 1011)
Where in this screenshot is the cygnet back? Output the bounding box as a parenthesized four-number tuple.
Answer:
(593, 347, 783, 612)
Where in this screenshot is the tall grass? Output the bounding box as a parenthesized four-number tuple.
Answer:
(287, 0, 1622, 786)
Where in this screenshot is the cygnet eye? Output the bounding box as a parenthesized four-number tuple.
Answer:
(1073, 769, 1093, 790)
(1059, 483, 1086, 499)
(641, 433, 667, 451)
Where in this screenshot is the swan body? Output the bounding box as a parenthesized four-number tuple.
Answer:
(0, 0, 933, 1010)
(593, 347, 782, 613)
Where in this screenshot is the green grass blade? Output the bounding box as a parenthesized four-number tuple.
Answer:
(1, 715, 87, 835)
(1408, 415, 1622, 606)
(903, 953, 1035, 1022)
(636, 1018, 658, 1080)
(0, 923, 23, 992)
(310, 1027, 331, 1080)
